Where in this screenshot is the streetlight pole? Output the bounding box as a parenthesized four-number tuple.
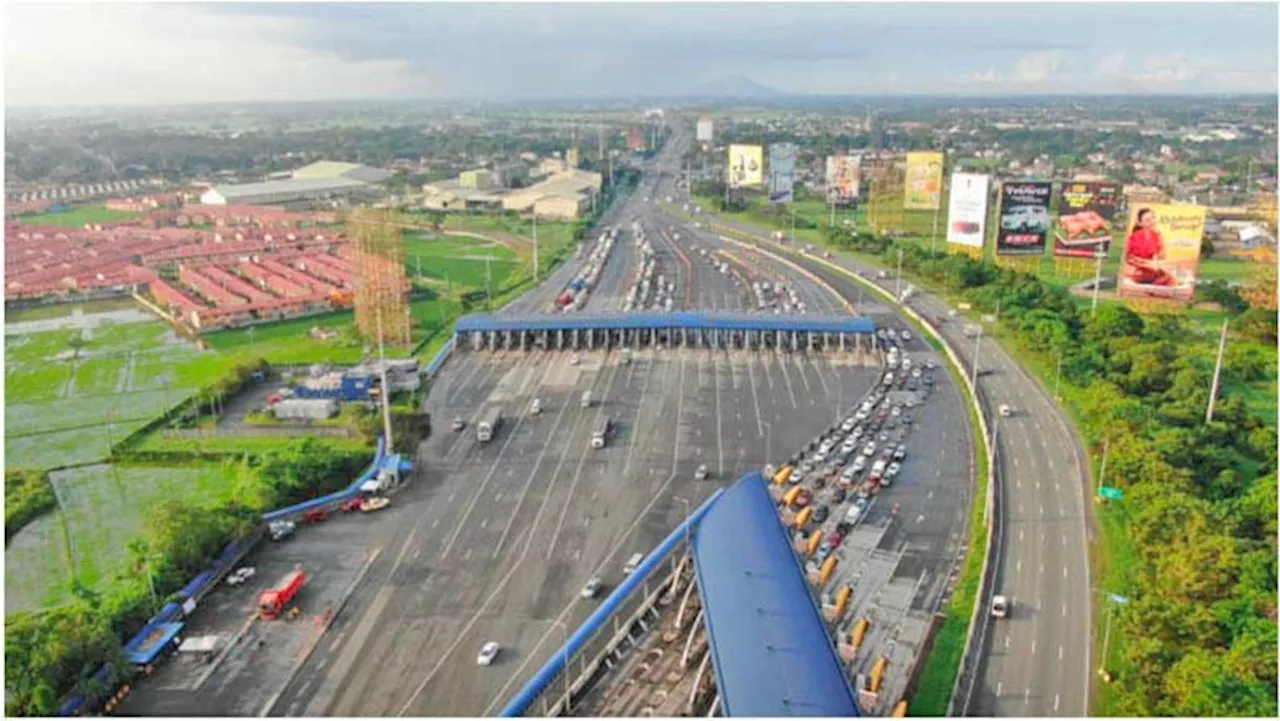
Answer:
(533, 213, 540, 281)
(1053, 353, 1063, 401)
(895, 249, 904, 300)
(970, 326, 983, 388)
(1090, 250, 1105, 318)
(1206, 316, 1229, 424)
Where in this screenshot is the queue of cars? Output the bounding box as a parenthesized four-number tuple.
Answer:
(771, 347, 938, 579)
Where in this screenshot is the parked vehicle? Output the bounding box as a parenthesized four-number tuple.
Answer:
(226, 567, 256, 586)
(259, 567, 306, 619)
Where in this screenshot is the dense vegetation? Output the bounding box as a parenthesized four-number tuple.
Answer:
(3, 439, 370, 717)
(822, 229, 1277, 716)
(4, 470, 58, 543)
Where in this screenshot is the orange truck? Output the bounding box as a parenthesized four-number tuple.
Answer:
(258, 568, 306, 619)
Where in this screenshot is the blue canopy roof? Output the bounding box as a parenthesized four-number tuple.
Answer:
(123, 621, 185, 665)
(692, 471, 860, 717)
(456, 311, 875, 336)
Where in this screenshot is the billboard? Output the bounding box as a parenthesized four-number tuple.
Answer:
(996, 181, 1053, 255)
(728, 144, 764, 188)
(945, 172, 990, 248)
(1118, 204, 1206, 302)
(826, 155, 861, 205)
(904, 151, 945, 210)
(769, 143, 797, 204)
(1054, 182, 1119, 258)
(696, 117, 714, 143)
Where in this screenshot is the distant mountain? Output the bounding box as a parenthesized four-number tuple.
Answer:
(681, 75, 786, 99)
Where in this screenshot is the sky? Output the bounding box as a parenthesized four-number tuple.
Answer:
(4, 1, 1277, 107)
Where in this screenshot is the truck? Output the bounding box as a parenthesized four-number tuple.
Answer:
(590, 416, 611, 449)
(476, 406, 503, 443)
(258, 567, 306, 619)
(620, 347, 633, 365)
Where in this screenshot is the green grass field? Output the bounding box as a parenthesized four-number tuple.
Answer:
(5, 298, 140, 323)
(3, 463, 257, 612)
(4, 317, 240, 469)
(18, 204, 142, 228)
(403, 232, 520, 291)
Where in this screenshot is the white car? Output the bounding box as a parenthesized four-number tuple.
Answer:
(531, 398, 543, 415)
(226, 567, 256, 586)
(902, 330, 913, 342)
(580, 577, 604, 599)
(999, 404, 1013, 417)
(841, 419, 856, 433)
(991, 595, 1010, 619)
(885, 462, 901, 479)
(477, 641, 501, 666)
(569, 354, 581, 366)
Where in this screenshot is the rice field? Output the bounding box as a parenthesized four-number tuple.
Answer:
(3, 463, 254, 613)
(4, 315, 239, 470)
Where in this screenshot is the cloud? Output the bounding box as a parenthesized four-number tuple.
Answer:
(3, 3, 432, 107)
(1014, 51, 1066, 83)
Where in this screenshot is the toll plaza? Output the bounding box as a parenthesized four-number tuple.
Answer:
(497, 472, 861, 717)
(455, 312, 877, 354)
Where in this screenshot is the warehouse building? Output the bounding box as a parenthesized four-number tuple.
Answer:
(501, 169, 602, 220)
(200, 160, 390, 207)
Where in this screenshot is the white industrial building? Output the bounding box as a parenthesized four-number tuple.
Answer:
(200, 161, 390, 206)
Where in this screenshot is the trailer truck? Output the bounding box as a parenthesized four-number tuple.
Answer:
(259, 567, 306, 619)
(476, 407, 503, 443)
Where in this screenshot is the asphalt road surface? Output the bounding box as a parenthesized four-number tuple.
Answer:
(270, 348, 880, 717)
(687, 206, 1092, 717)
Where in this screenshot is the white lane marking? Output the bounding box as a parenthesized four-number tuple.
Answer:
(448, 492, 458, 503)
(1015, 476, 1021, 488)
(1039, 563, 1044, 575)
(1031, 640, 1037, 655)
(1020, 529, 1025, 541)
(495, 491, 503, 501)
(1062, 602, 1068, 617)
(1059, 645, 1064, 661)
(1040, 504, 1044, 517)
(1054, 694, 1061, 712)
(1004, 635, 1010, 649)
(1024, 688, 1031, 705)
(430, 518, 439, 529)
(1063, 566, 1068, 579)
(996, 681, 1003, 697)
(1013, 456, 1020, 469)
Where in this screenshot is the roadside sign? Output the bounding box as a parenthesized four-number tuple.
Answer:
(1099, 486, 1124, 500)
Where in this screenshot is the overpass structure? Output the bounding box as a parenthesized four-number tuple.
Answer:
(498, 472, 860, 718)
(455, 311, 877, 353)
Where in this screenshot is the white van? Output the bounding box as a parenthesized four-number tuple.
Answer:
(623, 553, 645, 575)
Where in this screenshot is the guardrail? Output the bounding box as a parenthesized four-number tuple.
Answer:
(497, 488, 726, 717)
(260, 435, 388, 524)
(424, 337, 456, 379)
(703, 221, 999, 716)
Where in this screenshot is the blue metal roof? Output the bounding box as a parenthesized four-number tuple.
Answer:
(123, 621, 185, 665)
(692, 471, 860, 717)
(456, 311, 875, 336)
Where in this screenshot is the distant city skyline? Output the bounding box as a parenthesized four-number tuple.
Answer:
(4, 1, 1277, 107)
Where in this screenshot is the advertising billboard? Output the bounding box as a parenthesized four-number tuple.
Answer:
(1054, 182, 1119, 258)
(904, 151, 945, 210)
(696, 117, 714, 143)
(728, 144, 764, 188)
(1118, 203, 1206, 302)
(945, 172, 990, 248)
(996, 181, 1053, 255)
(768, 143, 797, 204)
(825, 155, 861, 205)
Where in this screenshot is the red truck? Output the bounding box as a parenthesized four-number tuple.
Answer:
(258, 568, 306, 619)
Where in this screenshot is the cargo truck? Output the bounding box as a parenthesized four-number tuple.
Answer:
(259, 567, 306, 619)
(590, 416, 611, 449)
(476, 406, 503, 443)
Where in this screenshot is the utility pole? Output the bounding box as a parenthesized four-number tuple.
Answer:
(1090, 249, 1105, 317)
(375, 306, 394, 450)
(930, 201, 940, 254)
(1205, 317, 1229, 423)
(790, 209, 796, 244)
(1053, 353, 1063, 401)
(533, 213, 540, 281)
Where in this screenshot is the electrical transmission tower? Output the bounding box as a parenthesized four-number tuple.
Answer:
(351, 207, 411, 347)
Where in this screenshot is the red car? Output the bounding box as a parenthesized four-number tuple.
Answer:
(303, 508, 328, 524)
(339, 498, 362, 513)
(794, 489, 814, 509)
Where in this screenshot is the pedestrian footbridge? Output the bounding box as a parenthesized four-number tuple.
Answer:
(455, 312, 877, 353)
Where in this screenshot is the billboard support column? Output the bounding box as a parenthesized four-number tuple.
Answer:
(930, 202, 940, 254)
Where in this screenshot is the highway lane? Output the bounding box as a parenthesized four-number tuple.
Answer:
(683, 207, 1091, 716)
